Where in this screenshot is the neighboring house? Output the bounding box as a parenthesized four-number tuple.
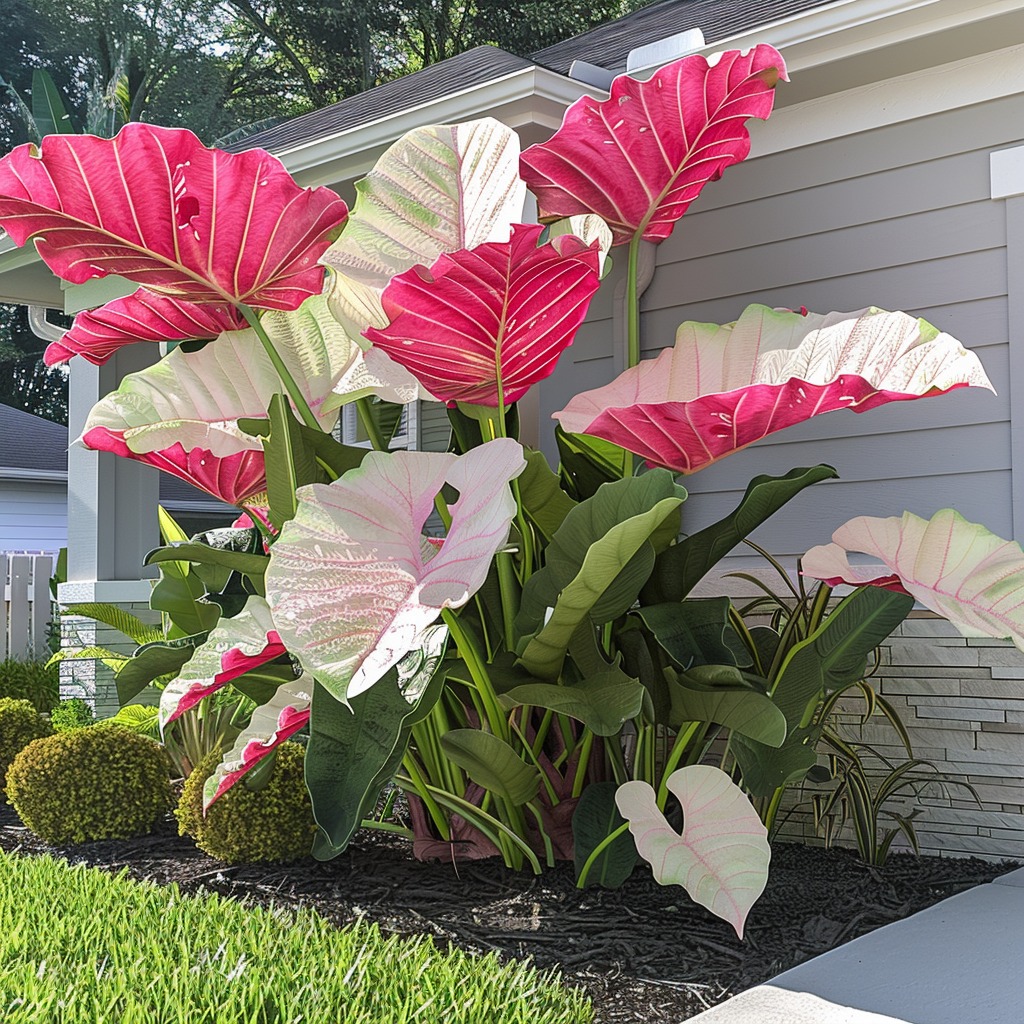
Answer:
(0, 403, 236, 554)
(2, 0, 1024, 857)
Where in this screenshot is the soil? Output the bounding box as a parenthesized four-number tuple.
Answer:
(0, 802, 1016, 1023)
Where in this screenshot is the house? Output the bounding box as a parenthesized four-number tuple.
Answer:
(1, 0, 1023, 858)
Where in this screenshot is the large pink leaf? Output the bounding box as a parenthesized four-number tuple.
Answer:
(519, 46, 786, 246)
(555, 305, 995, 474)
(0, 123, 347, 308)
(160, 598, 287, 727)
(364, 223, 600, 406)
(615, 766, 770, 940)
(266, 439, 526, 701)
(46, 289, 246, 366)
(803, 510, 1024, 649)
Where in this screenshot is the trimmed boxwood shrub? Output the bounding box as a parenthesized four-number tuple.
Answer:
(6, 725, 173, 845)
(0, 698, 53, 792)
(176, 743, 316, 863)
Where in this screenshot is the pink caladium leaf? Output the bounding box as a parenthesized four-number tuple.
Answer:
(159, 597, 287, 727)
(266, 438, 526, 702)
(555, 305, 995, 474)
(615, 766, 770, 939)
(203, 675, 313, 808)
(803, 509, 1024, 649)
(81, 294, 418, 504)
(364, 223, 601, 406)
(519, 46, 786, 246)
(0, 124, 347, 309)
(45, 289, 246, 366)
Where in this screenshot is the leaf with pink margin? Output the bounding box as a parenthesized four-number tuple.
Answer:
(365, 223, 601, 406)
(202, 675, 313, 808)
(323, 118, 526, 338)
(45, 289, 247, 366)
(615, 766, 770, 939)
(159, 597, 287, 728)
(802, 509, 1024, 649)
(80, 293, 418, 504)
(519, 46, 786, 246)
(555, 305, 995, 474)
(0, 123, 347, 309)
(266, 438, 525, 702)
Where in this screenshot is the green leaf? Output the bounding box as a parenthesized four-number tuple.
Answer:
(635, 598, 746, 670)
(107, 703, 161, 740)
(306, 627, 448, 859)
(666, 671, 786, 746)
(731, 730, 819, 798)
(115, 635, 206, 704)
(61, 603, 163, 647)
(31, 69, 75, 136)
(262, 394, 316, 529)
(239, 416, 370, 481)
(500, 670, 646, 736)
(447, 403, 519, 453)
(518, 448, 576, 542)
(146, 544, 270, 580)
(572, 782, 637, 888)
(440, 729, 541, 805)
(150, 568, 220, 637)
(555, 425, 628, 501)
(646, 465, 837, 603)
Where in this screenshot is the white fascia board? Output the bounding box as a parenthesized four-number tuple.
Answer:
(275, 67, 596, 187)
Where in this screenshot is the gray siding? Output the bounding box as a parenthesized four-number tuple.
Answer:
(419, 400, 452, 453)
(539, 93, 1024, 565)
(0, 481, 67, 554)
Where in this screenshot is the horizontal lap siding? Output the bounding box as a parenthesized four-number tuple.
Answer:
(542, 94, 1024, 569)
(0, 482, 67, 554)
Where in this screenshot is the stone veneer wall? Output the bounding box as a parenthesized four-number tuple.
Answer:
(777, 613, 1024, 862)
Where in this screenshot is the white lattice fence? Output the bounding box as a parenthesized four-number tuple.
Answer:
(1, 553, 53, 660)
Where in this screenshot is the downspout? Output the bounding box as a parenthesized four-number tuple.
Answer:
(27, 305, 67, 344)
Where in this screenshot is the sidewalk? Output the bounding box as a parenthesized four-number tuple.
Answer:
(688, 865, 1024, 1023)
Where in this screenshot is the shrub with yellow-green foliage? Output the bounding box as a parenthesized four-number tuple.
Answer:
(0, 698, 53, 793)
(6, 725, 173, 845)
(177, 743, 316, 863)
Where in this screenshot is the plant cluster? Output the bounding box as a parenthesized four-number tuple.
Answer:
(49, 697, 94, 732)
(5, 725, 173, 845)
(0, 850, 591, 1023)
(177, 743, 316, 863)
(2, 44, 1019, 937)
(0, 697, 52, 792)
(0, 658, 59, 713)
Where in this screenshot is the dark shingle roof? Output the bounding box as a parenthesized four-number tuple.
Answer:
(226, 46, 535, 155)
(532, 0, 841, 75)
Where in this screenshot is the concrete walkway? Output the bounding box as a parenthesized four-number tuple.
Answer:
(688, 865, 1024, 1023)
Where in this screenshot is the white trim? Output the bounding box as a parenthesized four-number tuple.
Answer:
(57, 579, 154, 604)
(991, 145, 1024, 200)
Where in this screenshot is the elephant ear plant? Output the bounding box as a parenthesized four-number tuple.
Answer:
(2, 43, 1018, 942)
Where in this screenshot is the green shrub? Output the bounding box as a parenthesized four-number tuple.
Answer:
(0, 659, 59, 713)
(0, 698, 53, 793)
(177, 743, 316, 863)
(6, 725, 173, 844)
(50, 697, 95, 732)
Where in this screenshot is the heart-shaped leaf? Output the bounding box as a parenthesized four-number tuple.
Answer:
(555, 305, 995, 474)
(616, 766, 770, 939)
(803, 509, 1024, 649)
(520, 46, 786, 246)
(0, 123, 347, 308)
(365, 223, 601, 406)
(266, 439, 525, 701)
(666, 671, 786, 746)
(440, 729, 541, 805)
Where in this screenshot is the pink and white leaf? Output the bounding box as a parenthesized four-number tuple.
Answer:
(160, 597, 287, 727)
(202, 675, 313, 808)
(0, 123, 347, 308)
(324, 118, 526, 337)
(45, 289, 246, 366)
(802, 509, 1024, 650)
(266, 439, 526, 702)
(520, 46, 786, 246)
(364, 223, 601, 406)
(615, 766, 770, 940)
(555, 305, 994, 474)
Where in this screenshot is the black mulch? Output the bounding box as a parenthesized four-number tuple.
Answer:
(0, 802, 1016, 1022)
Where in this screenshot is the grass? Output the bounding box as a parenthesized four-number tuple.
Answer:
(0, 851, 592, 1023)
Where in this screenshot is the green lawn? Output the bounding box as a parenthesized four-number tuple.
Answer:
(0, 850, 592, 1023)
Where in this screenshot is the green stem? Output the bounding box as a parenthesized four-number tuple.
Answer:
(511, 715, 560, 805)
(355, 396, 388, 451)
(571, 730, 595, 799)
(494, 551, 519, 650)
(576, 822, 630, 889)
(656, 722, 701, 809)
(238, 304, 319, 430)
(358, 820, 415, 839)
(441, 609, 507, 740)
(626, 231, 643, 370)
(524, 801, 556, 868)
(399, 754, 450, 840)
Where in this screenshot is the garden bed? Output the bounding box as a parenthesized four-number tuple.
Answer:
(0, 802, 1015, 1023)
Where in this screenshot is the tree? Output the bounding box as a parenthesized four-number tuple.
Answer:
(0, 306, 68, 425)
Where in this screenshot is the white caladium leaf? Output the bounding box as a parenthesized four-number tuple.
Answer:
(266, 438, 526, 702)
(547, 214, 614, 277)
(322, 118, 526, 337)
(616, 766, 770, 939)
(203, 674, 313, 808)
(159, 597, 287, 728)
(803, 509, 1024, 650)
(555, 305, 995, 474)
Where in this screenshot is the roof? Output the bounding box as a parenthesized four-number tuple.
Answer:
(532, 0, 842, 75)
(226, 46, 535, 155)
